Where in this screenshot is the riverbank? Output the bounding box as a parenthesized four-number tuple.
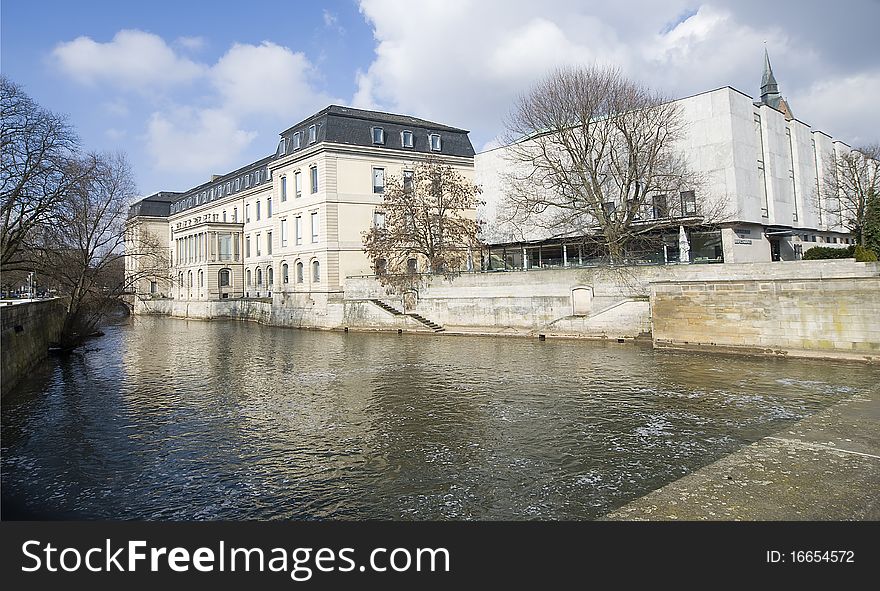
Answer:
(0, 298, 66, 396)
(603, 386, 880, 520)
(137, 259, 880, 362)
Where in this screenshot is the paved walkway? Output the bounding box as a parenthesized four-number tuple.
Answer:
(604, 388, 880, 520)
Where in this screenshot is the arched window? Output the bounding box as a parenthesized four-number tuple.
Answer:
(296, 261, 304, 283)
(187, 271, 193, 287)
(282, 263, 289, 284)
(198, 270, 204, 287)
(312, 260, 320, 283)
(267, 266, 274, 285)
(219, 269, 231, 287)
(375, 258, 387, 275)
(257, 268, 263, 286)
(407, 258, 418, 274)
(246, 269, 252, 285)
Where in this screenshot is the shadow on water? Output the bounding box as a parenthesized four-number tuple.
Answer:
(2, 315, 875, 520)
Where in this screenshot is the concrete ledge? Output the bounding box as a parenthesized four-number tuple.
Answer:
(653, 340, 880, 364)
(603, 390, 880, 521)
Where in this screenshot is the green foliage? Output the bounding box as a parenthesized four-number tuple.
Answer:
(865, 190, 880, 255)
(801, 245, 855, 260)
(853, 245, 878, 262)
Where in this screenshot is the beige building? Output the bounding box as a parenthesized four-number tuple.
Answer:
(126, 106, 476, 305)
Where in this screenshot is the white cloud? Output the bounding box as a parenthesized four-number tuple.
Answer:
(211, 42, 339, 118)
(354, 0, 879, 148)
(176, 36, 206, 51)
(796, 71, 880, 146)
(146, 107, 257, 173)
(102, 99, 130, 117)
(52, 29, 205, 90)
(54, 30, 343, 180)
(105, 128, 127, 141)
(322, 10, 345, 34)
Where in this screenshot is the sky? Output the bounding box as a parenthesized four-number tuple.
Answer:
(2, 0, 879, 198)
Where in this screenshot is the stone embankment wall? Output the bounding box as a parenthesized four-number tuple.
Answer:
(345, 259, 877, 340)
(1, 298, 66, 395)
(651, 275, 880, 362)
(135, 260, 880, 360)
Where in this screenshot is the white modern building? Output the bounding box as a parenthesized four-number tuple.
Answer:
(477, 51, 856, 267)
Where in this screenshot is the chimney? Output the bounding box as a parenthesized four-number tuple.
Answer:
(211, 174, 222, 181)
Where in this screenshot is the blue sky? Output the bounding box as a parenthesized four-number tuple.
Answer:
(3, 0, 879, 198)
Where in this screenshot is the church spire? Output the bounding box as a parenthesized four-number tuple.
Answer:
(761, 47, 779, 99)
(757, 46, 793, 120)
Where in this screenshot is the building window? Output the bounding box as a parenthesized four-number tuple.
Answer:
(265, 231, 272, 255)
(292, 132, 301, 149)
(403, 170, 414, 192)
(267, 197, 272, 218)
(281, 219, 288, 247)
(680, 191, 696, 216)
(295, 171, 302, 198)
(256, 233, 261, 256)
(372, 127, 385, 144)
(786, 128, 798, 222)
(755, 114, 769, 217)
(652, 194, 668, 219)
(257, 268, 263, 286)
(246, 269, 252, 285)
(311, 211, 319, 243)
(256, 201, 261, 221)
(281, 177, 287, 202)
(282, 263, 289, 284)
(429, 133, 441, 151)
(373, 167, 385, 194)
(407, 258, 418, 274)
(198, 270, 204, 287)
(374, 258, 387, 275)
(308, 124, 317, 144)
(267, 266, 273, 286)
(222, 210, 227, 222)
(150, 281, 158, 294)
(401, 130, 414, 148)
(219, 269, 231, 287)
(246, 236, 251, 258)
(312, 260, 320, 282)
(310, 165, 318, 193)
(246, 204, 251, 223)
(374, 211, 386, 229)
(296, 261, 304, 283)
(295, 216, 302, 245)
(187, 271, 193, 288)
(233, 207, 238, 222)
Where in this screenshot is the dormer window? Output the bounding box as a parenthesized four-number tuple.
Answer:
(401, 130, 414, 148)
(429, 133, 441, 151)
(292, 132, 301, 149)
(308, 124, 317, 144)
(277, 139, 286, 156)
(372, 127, 385, 145)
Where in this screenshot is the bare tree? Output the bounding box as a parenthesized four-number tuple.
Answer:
(500, 65, 724, 263)
(33, 152, 146, 346)
(363, 159, 482, 292)
(818, 143, 880, 248)
(1, 76, 85, 271)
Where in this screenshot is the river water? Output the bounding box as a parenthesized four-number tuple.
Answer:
(2, 316, 875, 520)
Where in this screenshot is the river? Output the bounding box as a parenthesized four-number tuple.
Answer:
(2, 316, 875, 520)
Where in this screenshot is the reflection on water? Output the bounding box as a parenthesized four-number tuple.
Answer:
(1, 316, 874, 520)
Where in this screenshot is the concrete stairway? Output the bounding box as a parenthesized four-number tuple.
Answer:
(369, 299, 445, 332)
